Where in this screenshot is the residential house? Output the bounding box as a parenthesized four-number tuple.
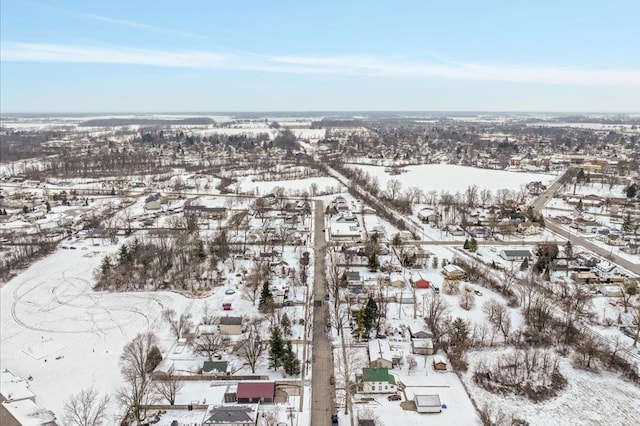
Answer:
(219, 316, 243, 335)
(184, 205, 228, 220)
(622, 242, 639, 255)
(202, 405, 257, 426)
(411, 338, 434, 355)
(368, 339, 393, 369)
(330, 222, 362, 242)
(605, 234, 626, 247)
(356, 368, 397, 394)
(518, 222, 541, 236)
(235, 382, 275, 404)
(1, 370, 57, 426)
(441, 264, 466, 280)
(594, 262, 619, 280)
(414, 394, 442, 413)
(388, 273, 406, 288)
(499, 249, 533, 262)
(446, 225, 465, 236)
(571, 271, 598, 284)
(144, 193, 167, 210)
(600, 286, 623, 297)
(417, 209, 438, 224)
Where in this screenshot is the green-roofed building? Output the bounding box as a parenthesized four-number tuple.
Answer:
(355, 367, 397, 394)
(203, 361, 228, 374)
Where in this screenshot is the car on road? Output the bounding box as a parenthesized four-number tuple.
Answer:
(325, 294, 330, 301)
(474, 290, 483, 296)
(330, 376, 335, 385)
(283, 300, 294, 307)
(375, 334, 387, 339)
(387, 394, 402, 401)
(224, 288, 236, 295)
(331, 414, 338, 425)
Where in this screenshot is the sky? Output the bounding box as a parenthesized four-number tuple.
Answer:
(1, 0, 639, 113)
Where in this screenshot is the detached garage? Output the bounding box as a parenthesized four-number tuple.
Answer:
(415, 394, 442, 413)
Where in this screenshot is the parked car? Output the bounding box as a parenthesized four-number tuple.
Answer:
(331, 414, 338, 425)
(283, 300, 294, 307)
(375, 334, 387, 339)
(325, 294, 330, 301)
(330, 376, 335, 385)
(224, 288, 236, 295)
(387, 394, 402, 401)
(474, 290, 483, 296)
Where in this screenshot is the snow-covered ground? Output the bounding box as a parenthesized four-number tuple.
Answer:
(346, 164, 555, 194)
(461, 352, 640, 426)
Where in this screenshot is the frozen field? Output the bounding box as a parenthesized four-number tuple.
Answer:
(347, 164, 555, 194)
(461, 352, 640, 426)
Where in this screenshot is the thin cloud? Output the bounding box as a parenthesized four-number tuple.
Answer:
(2, 42, 639, 88)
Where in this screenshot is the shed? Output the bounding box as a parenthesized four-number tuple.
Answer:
(411, 338, 434, 355)
(414, 394, 442, 413)
(600, 286, 623, 297)
(411, 273, 430, 289)
(441, 264, 466, 280)
(433, 356, 447, 371)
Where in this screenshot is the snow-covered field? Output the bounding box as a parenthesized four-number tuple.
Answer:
(238, 175, 343, 196)
(347, 164, 555, 194)
(461, 352, 640, 426)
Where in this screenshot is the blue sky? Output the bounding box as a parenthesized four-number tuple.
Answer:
(1, 0, 639, 112)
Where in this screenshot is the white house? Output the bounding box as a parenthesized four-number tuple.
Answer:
(499, 249, 533, 261)
(368, 339, 393, 369)
(356, 368, 397, 394)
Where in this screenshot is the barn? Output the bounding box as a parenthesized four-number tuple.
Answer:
(414, 394, 442, 413)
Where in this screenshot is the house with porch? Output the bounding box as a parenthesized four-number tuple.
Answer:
(355, 368, 397, 394)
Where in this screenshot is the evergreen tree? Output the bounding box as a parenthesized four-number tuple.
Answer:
(463, 239, 470, 250)
(118, 245, 131, 265)
(564, 240, 574, 260)
(351, 309, 366, 339)
(282, 340, 301, 376)
(364, 297, 379, 334)
(469, 238, 478, 252)
(280, 313, 292, 336)
(432, 256, 439, 269)
(520, 257, 529, 270)
(367, 252, 379, 271)
(626, 184, 637, 199)
(268, 327, 285, 370)
(449, 317, 470, 349)
(100, 256, 113, 275)
(622, 213, 634, 233)
(259, 281, 274, 313)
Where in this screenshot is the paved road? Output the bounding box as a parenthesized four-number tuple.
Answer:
(529, 169, 640, 275)
(311, 200, 335, 425)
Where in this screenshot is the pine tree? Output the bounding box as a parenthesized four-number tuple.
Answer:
(463, 239, 470, 250)
(564, 240, 574, 260)
(268, 327, 285, 370)
(364, 297, 379, 334)
(622, 213, 633, 233)
(449, 317, 469, 349)
(280, 313, 291, 336)
(100, 256, 113, 274)
(520, 257, 529, 270)
(367, 253, 379, 271)
(432, 256, 439, 269)
(282, 341, 300, 376)
(259, 281, 273, 313)
(351, 309, 366, 339)
(469, 238, 478, 252)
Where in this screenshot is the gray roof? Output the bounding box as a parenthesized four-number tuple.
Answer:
(203, 406, 253, 424)
(414, 394, 442, 407)
(501, 249, 533, 258)
(219, 316, 243, 326)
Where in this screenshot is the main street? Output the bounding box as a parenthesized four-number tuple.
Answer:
(310, 200, 336, 425)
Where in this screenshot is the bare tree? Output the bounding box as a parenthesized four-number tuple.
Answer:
(631, 302, 640, 347)
(238, 319, 265, 373)
(162, 309, 193, 340)
(154, 365, 184, 405)
(423, 294, 451, 346)
(459, 291, 476, 310)
(191, 333, 226, 360)
(63, 387, 110, 426)
(116, 332, 159, 425)
(483, 299, 512, 345)
(243, 261, 267, 305)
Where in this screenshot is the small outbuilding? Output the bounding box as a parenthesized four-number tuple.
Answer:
(414, 394, 442, 413)
(433, 355, 447, 371)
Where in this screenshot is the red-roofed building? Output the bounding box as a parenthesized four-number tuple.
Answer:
(236, 382, 275, 403)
